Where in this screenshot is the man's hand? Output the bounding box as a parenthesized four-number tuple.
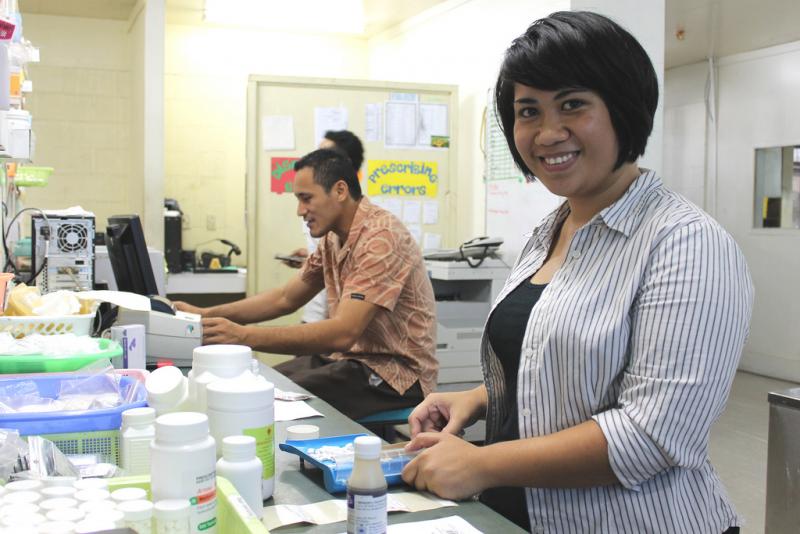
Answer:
(201, 316, 249, 346)
(174, 301, 207, 316)
(282, 248, 308, 269)
(402, 432, 488, 500)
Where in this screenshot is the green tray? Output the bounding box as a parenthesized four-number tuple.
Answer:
(0, 338, 122, 374)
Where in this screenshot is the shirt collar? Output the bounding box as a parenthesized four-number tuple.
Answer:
(333, 196, 373, 252)
(529, 169, 661, 244)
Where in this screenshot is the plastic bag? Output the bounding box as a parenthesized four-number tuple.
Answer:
(33, 290, 82, 316)
(58, 362, 123, 410)
(4, 283, 40, 316)
(14, 435, 79, 480)
(0, 427, 28, 483)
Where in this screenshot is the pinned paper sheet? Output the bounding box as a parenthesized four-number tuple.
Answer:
(407, 224, 422, 245)
(314, 107, 348, 147)
(403, 200, 421, 224)
(423, 233, 441, 251)
(423, 201, 439, 225)
(274, 400, 323, 422)
(262, 115, 295, 150)
(261, 492, 456, 530)
(365, 103, 382, 142)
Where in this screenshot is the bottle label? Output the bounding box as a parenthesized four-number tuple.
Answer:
(346, 489, 387, 534)
(189, 469, 217, 533)
(243, 424, 275, 479)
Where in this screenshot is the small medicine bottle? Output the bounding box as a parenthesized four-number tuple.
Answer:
(346, 436, 387, 534)
(118, 499, 154, 534)
(216, 436, 264, 519)
(120, 406, 156, 476)
(154, 499, 191, 534)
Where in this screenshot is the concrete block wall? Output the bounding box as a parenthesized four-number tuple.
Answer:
(21, 14, 138, 230)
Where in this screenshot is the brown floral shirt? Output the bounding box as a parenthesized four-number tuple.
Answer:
(300, 197, 438, 396)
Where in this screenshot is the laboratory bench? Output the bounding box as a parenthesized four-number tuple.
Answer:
(255, 362, 525, 533)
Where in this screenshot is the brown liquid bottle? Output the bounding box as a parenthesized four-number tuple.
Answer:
(346, 436, 388, 534)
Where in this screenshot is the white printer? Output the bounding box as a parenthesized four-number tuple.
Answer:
(116, 306, 201, 367)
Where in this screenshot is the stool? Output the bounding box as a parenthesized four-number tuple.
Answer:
(357, 407, 413, 442)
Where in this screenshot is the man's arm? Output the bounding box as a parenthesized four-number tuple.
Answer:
(204, 272, 321, 324)
(202, 297, 380, 354)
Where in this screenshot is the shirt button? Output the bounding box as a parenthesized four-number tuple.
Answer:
(570, 250, 581, 260)
(524, 348, 534, 358)
(521, 408, 532, 417)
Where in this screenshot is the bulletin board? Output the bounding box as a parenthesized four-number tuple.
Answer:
(245, 76, 458, 296)
(483, 89, 562, 263)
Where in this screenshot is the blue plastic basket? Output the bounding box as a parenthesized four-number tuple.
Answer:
(0, 374, 147, 436)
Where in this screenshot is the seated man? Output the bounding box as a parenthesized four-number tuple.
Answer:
(175, 149, 437, 419)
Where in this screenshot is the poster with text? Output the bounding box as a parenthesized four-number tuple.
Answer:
(366, 160, 438, 197)
(271, 157, 299, 194)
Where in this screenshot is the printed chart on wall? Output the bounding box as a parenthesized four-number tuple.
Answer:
(484, 89, 561, 263)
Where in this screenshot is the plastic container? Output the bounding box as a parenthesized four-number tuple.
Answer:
(188, 345, 254, 412)
(1, 511, 45, 528)
(73, 478, 109, 491)
(84, 508, 124, 527)
(39, 497, 78, 512)
(2, 489, 41, 505)
(75, 489, 111, 503)
(216, 436, 263, 520)
(0, 374, 147, 465)
(0, 337, 121, 374)
(146, 365, 190, 415)
(346, 436, 387, 534)
(110, 486, 148, 504)
(286, 424, 319, 441)
(206, 375, 274, 499)
(41, 485, 77, 499)
(118, 499, 153, 534)
(154, 499, 191, 534)
(151, 412, 217, 533)
(5, 479, 43, 492)
(0, 313, 95, 339)
(120, 406, 156, 475)
(46, 507, 85, 523)
(0, 502, 38, 516)
(74, 519, 118, 533)
(78, 499, 116, 515)
(38, 520, 78, 533)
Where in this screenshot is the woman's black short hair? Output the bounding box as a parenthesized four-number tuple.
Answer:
(494, 11, 659, 180)
(294, 148, 362, 200)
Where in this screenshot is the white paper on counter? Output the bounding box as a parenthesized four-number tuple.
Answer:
(274, 399, 323, 421)
(381, 515, 483, 534)
(262, 492, 456, 530)
(261, 115, 295, 150)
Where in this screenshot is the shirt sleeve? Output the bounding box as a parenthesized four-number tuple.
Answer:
(592, 220, 753, 490)
(299, 239, 325, 293)
(341, 228, 413, 311)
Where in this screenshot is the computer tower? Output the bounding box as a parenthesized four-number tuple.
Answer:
(31, 215, 95, 293)
(164, 211, 182, 273)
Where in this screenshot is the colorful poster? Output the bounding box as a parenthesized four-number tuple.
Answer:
(366, 160, 438, 197)
(270, 157, 299, 194)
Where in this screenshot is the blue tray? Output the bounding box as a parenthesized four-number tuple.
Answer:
(279, 433, 412, 493)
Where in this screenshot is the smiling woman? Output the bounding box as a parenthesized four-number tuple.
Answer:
(401, 11, 752, 534)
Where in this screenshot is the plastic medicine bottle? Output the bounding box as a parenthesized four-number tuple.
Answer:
(120, 407, 156, 476)
(346, 436, 387, 534)
(215, 436, 263, 519)
(154, 499, 191, 534)
(187, 344, 254, 412)
(145, 366, 190, 416)
(206, 374, 274, 499)
(151, 412, 217, 534)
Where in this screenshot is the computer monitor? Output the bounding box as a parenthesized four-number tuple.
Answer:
(106, 215, 159, 296)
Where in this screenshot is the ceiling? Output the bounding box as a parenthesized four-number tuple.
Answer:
(18, 0, 800, 68)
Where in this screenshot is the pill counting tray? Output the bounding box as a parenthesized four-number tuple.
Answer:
(279, 433, 409, 493)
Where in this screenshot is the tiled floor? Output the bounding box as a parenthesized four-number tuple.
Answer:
(710, 371, 797, 534)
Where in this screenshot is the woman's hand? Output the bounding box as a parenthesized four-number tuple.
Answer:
(402, 432, 489, 500)
(408, 386, 487, 437)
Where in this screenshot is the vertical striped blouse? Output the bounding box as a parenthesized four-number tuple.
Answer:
(481, 171, 753, 534)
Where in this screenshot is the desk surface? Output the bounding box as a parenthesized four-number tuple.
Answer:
(257, 362, 525, 533)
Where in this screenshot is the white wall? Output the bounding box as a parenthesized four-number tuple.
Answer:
(665, 42, 800, 381)
(23, 15, 137, 227)
(164, 24, 368, 263)
(367, 0, 568, 244)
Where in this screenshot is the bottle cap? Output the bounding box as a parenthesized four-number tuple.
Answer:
(39, 497, 78, 511)
(41, 486, 76, 499)
(155, 411, 210, 443)
(38, 520, 78, 533)
(353, 435, 381, 459)
(206, 375, 274, 410)
(154, 499, 191, 520)
(122, 406, 156, 427)
(78, 500, 116, 514)
(110, 487, 148, 503)
(2, 490, 42, 505)
(286, 424, 319, 440)
(1, 512, 45, 527)
(0, 502, 39, 517)
(5, 479, 43, 492)
(117, 499, 154, 520)
(72, 478, 109, 491)
(192, 344, 252, 376)
(74, 488, 110, 502)
(222, 435, 257, 461)
(46, 507, 85, 522)
(145, 366, 187, 408)
(74, 519, 118, 533)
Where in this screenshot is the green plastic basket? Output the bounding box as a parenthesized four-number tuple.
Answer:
(0, 338, 122, 374)
(13, 166, 53, 187)
(33, 428, 120, 465)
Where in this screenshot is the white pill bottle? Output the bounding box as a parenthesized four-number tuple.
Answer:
(206, 375, 275, 500)
(346, 436, 387, 534)
(150, 412, 217, 533)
